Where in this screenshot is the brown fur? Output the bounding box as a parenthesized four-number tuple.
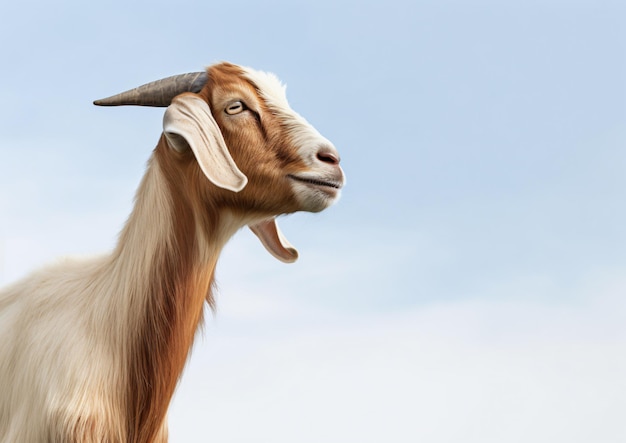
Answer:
(203, 63, 309, 217)
(124, 143, 216, 443)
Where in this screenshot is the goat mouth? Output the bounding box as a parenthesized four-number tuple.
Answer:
(288, 174, 342, 190)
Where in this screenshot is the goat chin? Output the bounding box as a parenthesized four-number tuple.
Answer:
(0, 61, 344, 443)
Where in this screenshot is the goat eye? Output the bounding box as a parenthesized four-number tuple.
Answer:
(225, 101, 245, 115)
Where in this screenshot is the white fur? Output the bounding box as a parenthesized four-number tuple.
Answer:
(0, 159, 179, 441)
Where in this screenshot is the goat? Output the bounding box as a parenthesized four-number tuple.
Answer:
(0, 62, 344, 443)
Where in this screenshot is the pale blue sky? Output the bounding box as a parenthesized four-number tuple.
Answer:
(1, 1, 625, 441)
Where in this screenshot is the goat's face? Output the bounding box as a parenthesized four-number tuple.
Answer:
(95, 62, 344, 262)
(199, 63, 345, 217)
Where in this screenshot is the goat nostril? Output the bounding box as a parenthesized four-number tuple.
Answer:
(316, 150, 340, 165)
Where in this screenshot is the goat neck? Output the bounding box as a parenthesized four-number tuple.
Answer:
(107, 140, 238, 442)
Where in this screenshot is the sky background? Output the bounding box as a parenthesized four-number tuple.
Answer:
(1, 0, 625, 441)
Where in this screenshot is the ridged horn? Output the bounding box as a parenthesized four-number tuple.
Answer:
(93, 71, 208, 107)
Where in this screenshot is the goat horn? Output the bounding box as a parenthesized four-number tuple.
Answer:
(93, 71, 208, 107)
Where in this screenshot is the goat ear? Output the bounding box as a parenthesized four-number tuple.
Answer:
(249, 218, 299, 263)
(163, 93, 248, 192)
